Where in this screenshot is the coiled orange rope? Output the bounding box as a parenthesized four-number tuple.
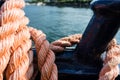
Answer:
(0, 0, 22, 79)
(29, 27, 58, 80)
(0, 0, 32, 80)
(0, 0, 120, 80)
(99, 39, 120, 80)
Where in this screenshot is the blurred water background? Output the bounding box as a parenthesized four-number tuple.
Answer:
(24, 5, 120, 44)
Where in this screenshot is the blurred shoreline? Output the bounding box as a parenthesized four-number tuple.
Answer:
(25, 1, 91, 8)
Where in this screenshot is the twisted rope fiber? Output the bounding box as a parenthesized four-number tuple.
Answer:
(99, 39, 120, 80)
(51, 35, 120, 80)
(26, 50, 34, 80)
(0, 35, 14, 80)
(50, 34, 82, 53)
(0, 0, 21, 79)
(0, 0, 120, 80)
(29, 27, 58, 80)
(0, 0, 33, 80)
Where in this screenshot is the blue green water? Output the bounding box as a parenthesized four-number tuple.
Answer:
(24, 5, 120, 44)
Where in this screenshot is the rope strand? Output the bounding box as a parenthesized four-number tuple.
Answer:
(0, 0, 32, 80)
(99, 39, 120, 80)
(50, 34, 82, 53)
(0, 0, 120, 80)
(29, 27, 58, 80)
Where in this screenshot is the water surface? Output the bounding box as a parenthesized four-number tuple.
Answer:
(24, 5, 120, 44)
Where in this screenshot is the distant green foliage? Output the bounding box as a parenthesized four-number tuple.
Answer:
(56, 0, 92, 2)
(57, 0, 92, 1)
(31, 0, 92, 3)
(31, 0, 44, 2)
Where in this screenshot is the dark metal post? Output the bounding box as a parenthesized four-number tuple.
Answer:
(75, 0, 120, 68)
(0, 0, 4, 7)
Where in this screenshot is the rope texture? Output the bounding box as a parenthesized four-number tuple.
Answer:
(29, 27, 58, 80)
(0, 0, 120, 80)
(26, 50, 34, 80)
(0, 0, 32, 80)
(0, 0, 25, 79)
(50, 34, 82, 53)
(99, 39, 120, 80)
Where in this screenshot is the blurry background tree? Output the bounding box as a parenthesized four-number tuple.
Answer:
(28, 0, 92, 7)
(30, 0, 92, 3)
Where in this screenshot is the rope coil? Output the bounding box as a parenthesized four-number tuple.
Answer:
(0, 0, 32, 80)
(0, 0, 120, 80)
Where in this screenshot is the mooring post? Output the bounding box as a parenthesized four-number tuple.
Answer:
(0, 0, 4, 7)
(75, 0, 120, 68)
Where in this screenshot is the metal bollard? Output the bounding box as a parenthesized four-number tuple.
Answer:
(75, 0, 120, 68)
(0, 0, 4, 7)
